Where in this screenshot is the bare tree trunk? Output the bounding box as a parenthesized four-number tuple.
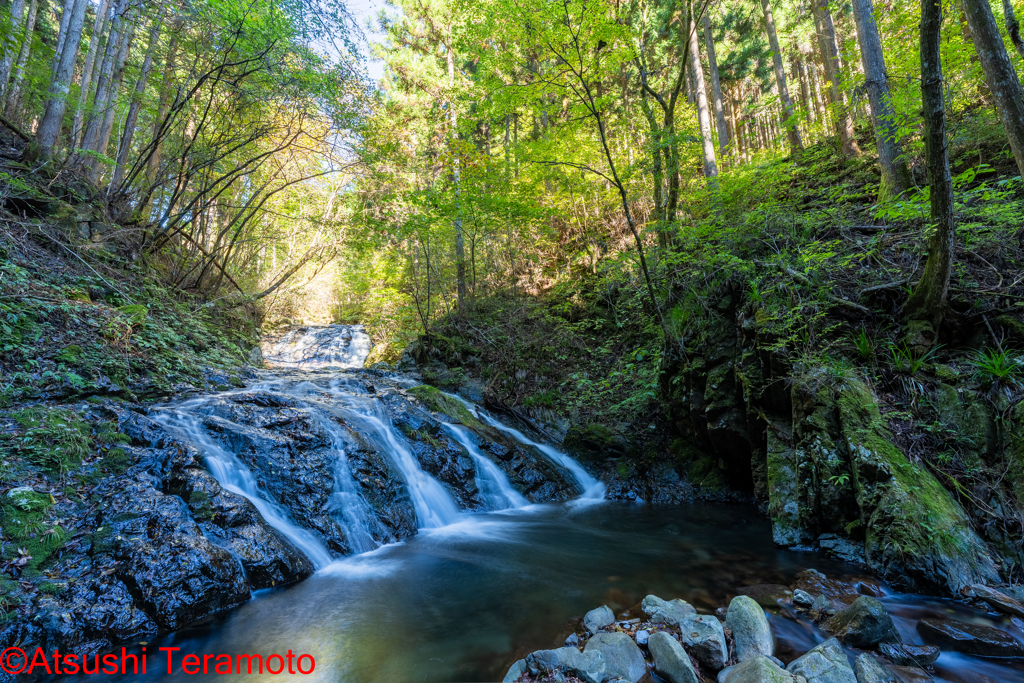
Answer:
(963, 0, 1024, 176)
(447, 42, 467, 309)
(689, 9, 718, 186)
(850, 0, 910, 198)
(37, 0, 89, 159)
(51, 0, 75, 70)
(702, 13, 729, 159)
(3, 0, 38, 116)
(79, 0, 127, 158)
(798, 53, 816, 125)
(0, 0, 28, 103)
(1004, 0, 1024, 61)
(905, 0, 954, 328)
(87, 21, 133, 181)
(72, 0, 110, 149)
(812, 0, 861, 156)
(111, 12, 162, 191)
(760, 0, 802, 156)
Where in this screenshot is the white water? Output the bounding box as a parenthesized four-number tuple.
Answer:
(154, 410, 335, 569)
(441, 422, 528, 511)
(315, 414, 379, 554)
(263, 324, 372, 369)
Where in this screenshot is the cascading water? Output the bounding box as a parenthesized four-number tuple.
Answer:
(313, 413, 379, 554)
(441, 422, 528, 510)
(154, 409, 335, 569)
(263, 324, 372, 369)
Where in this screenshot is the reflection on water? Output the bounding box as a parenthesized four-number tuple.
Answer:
(42, 503, 1024, 683)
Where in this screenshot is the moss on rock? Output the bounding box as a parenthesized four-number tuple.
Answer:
(407, 385, 483, 431)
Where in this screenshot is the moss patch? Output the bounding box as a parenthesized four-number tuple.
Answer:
(407, 385, 484, 431)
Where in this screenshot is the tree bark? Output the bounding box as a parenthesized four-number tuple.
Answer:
(702, 13, 729, 158)
(688, 9, 718, 185)
(79, 0, 127, 158)
(37, 0, 89, 159)
(760, 0, 803, 156)
(72, 0, 110, 149)
(88, 21, 134, 181)
(111, 12, 162, 191)
(963, 0, 1024, 177)
(0, 0, 28, 103)
(447, 41, 467, 309)
(139, 12, 182, 216)
(1003, 0, 1024, 61)
(905, 0, 954, 327)
(3, 0, 38, 116)
(812, 0, 861, 157)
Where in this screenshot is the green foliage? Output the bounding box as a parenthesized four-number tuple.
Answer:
(969, 348, 1022, 387)
(13, 407, 92, 476)
(888, 342, 943, 376)
(850, 327, 874, 361)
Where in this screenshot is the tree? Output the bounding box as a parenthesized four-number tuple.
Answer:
(702, 12, 729, 159)
(963, 0, 1024, 177)
(810, 0, 859, 157)
(759, 0, 802, 156)
(111, 10, 164, 192)
(689, 2, 718, 185)
(37, 0, 90, 159)
(0, 0, 28, 103)
(3, 0, 38, 115)
(1003, 0, 1024, 61)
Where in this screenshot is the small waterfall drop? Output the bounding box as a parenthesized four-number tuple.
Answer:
(263, 324, 372, 369)
(155, 410, 335, 569)
(314, 414, 379, 554)
(442, 422, 528, 511)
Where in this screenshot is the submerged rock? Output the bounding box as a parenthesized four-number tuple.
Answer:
(738, 584, 793, 607)
(648, 631, 699, 683)
(583, 604, 615, 634)
(718, 655, 802, 683)
(726, 595, 774, 662)
(584, 632, 646, 683)
(642, 594, 697, 626)
(679, 613, 728, 671)
(785, 638, 856, 683)
(917, 617, 1024, 657)
(826, 597, 900, 649)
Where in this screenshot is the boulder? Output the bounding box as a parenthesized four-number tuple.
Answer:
(648, 631, 699, 683)
(718, 656, 802, 683)
(679, 613, 728, 671)
(739, 584, 794, 607)
(877, 643, 940, 667)
(584, 632, 646, 683)
(917, 617, 1024, 657)
(853, 654, 897, 683)
(502, 659, 526, 683)
(583, 605, 616, 634)
(826, 597, 900, 649)
(726, 595, 774, 662)
(785, 638, 856, 683)
(526, 646, 606, 683)
(793, 589, 815, 607)
(642, 594, 697, 626)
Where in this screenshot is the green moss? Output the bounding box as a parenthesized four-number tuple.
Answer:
(115, 304, 148, 327)
(55, 344, 84, 363)
(37, 582, 66, 595)
(407, 385, 483, 431)
(189, 491, 214, 521)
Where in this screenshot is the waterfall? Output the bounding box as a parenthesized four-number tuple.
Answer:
(315, 414, 379, 554)
(441, 422, 528, 511)
(154, 410, 335, 569)
(263, 324, 372, 369)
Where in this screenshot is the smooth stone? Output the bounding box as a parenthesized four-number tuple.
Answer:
(726, 595, 775, 662)
(966, 585, 1024, 620)
(827, 597, 901, 649)
(585, 631, 646, 683)
(565, 632, 579, 647)
(679, 613, 728, 671)
(635, 629, 650, 646)
(718, 655, 802, 683)
(584, 605, 616, 634)
(648, 631, 699, 683)
(526, 647, 606, 683)
(917, 617, 1024, 657)
(739, 584, 794, 607)
(642, 594, 697, 626)
(503, 659, 526, 683)
(786, 637, 856, 683)
(885, 665, 934, 682)
(793, 589, 815, 607)
(853, 654, 898, 683)
(877, 643, 940, 667)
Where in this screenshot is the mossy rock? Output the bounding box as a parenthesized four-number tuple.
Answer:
(564, 423, 633, 463)
(55, 344, 83, 363)
(407, 385, 483, 431)
(115, 304, 148, 327)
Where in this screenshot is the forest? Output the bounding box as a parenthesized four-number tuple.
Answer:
(2, 0, 1024, 677)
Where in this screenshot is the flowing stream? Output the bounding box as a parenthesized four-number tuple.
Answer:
(51, 325, 1024, 683)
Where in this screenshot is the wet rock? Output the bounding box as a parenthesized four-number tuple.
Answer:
(583, 605, 615, 634)
(739, 584, 794, 607)
(853, 654, 898, 683)
(785, 637, 856, 683)
(877, 643, 940, 667)
(679, 613, 728, 671)
(718, 655, 802, 683)
(793, 589, 815, 607)
(885, 666, 934, 682)
(965, 584, 1024, 620)
(503, 659, 526, 683)
(817, 534, 866, 565)
(916, 617, 1024, 657)
(642, 594, 697, 626)
(565, 632, 579, 647)
(526, 646, 606, 683)
(648, 631, 699, 683)
(635, 630, 649, 646)
(826, 597, 900, 649)
(726, 595, 774, 662)
(584, 632, 646, 683)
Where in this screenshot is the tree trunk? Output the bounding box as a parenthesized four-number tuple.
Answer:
(688, 10, 718, 185)
(798, 53, 816, 125)
(760, 0, 803, 156)
(87, 21, 133, 182)
(3, 0, 38, 116)
(702, 13, 730, 159)
(37, 0, 89, 159)
(0, 0, 28, 103)
(1003, 0, 1024, 61)
(963, 0, 1024, 177)
(812, 0, 861, 156)
(79, 0, 127, 158)
(72, 0, 110, 149)
(447, 42, 467, 308)
(111, 12, 162, 191)
(905, 0, 954, 328)
(139, 13, 182, 216)
(850, 0, 910, 198)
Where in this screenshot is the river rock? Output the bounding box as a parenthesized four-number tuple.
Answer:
(526, 646, 606, 683)
(917, 617, 1024, 657)
(726, 595, 774, 662)
(635, 629, 650, 646)
(584, 605, 616, 634)
(811, 594, 836, 616)
(503, 659, 526, 683)
(965, 584, 1024, 619)
(826, 597, 900, 649)
(793, 589, 815, 607)
(679, 613, 728, 671)
(786, 638, 856, 683)
(642, 594, 697, 626)
(877, 643, 940, 666)
(648, 631, 699, 683)
(718, 655, 802, 683)
(584, 632, 646, 683)
(739, 584, 794, 607)
(853, 654, 897, 683)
